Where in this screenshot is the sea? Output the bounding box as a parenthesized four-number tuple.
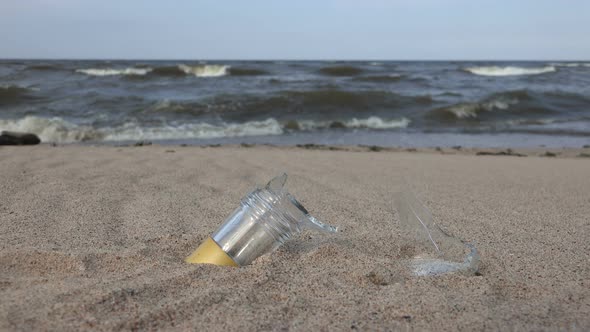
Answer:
(1, 60, 589, 147)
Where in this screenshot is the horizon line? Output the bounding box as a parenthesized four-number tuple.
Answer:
(1, 57, 589, 62)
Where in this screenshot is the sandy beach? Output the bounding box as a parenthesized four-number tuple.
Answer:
(1, 144, 589, 331)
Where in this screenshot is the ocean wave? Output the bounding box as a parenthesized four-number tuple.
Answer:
(430, 90, 531, 119)
(76, 68, 153, 76)
(0, 116, 102, 142)
(0, 116, 282, 143)
(146, 89, 433, 119)
(178, 64, 228, 77)
(442, 101, 514, 119)
(27, 64, 62, 71)
(464, 66, 556, 76)
(549, 62, 590, 68)
(228, 67, 268, 76)
(0, 85, 36, 104)
(150, 66, 185, 76)
(345, 116, 410, 129)
(289, 116, 410, 131)
(318, 65, 364, 76)
(0, 114, 412, 143)
(150, 64, 229, 77)
(353, 74, 405, 83)
(103, 118, 281, 141)
(75, 64, 230, 78)
(151, 99, 189, 113)
(283, 89, 432, 109)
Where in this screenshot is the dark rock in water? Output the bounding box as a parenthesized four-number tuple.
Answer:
(0, 131, 41, 145)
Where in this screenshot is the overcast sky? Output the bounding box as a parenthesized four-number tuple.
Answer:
(1, 0, 588, 60)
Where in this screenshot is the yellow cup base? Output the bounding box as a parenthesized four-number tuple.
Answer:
(185, 237, 238, 267)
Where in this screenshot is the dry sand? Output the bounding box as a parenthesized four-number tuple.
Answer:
(1, 145, 589, 331)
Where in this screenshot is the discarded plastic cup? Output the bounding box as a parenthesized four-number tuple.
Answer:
(395, 190, 480, 276)
(186, 173, 338, 267)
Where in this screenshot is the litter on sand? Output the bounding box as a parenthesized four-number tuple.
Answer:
(395, 190, 480, 276)
(186, 174, 479, 276)
(186, 173, 338, 267)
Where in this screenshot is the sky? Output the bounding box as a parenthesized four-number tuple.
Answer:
(1, 0, 588, 60)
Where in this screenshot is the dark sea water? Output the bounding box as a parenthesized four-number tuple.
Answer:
(1, 60, 589, 147)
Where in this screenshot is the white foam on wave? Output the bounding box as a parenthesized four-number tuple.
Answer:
(0, 116, 282, 143)
(346, 116, 410, 129)
(0, 116, 103, 142)
(103, 118, 281, 141)
(76, 68, 152, 76)
(446, 97, 519, 119)
(464, 66, 556, 76)
(298, 116, 410, 130)
(178, 64, 229, 77)
(0, 115, 410, 143)
(549, 62, 590, 68)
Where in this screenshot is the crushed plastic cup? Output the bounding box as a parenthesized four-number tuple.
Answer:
(395, 190, 480, 276)
(186, 173, 338, 267)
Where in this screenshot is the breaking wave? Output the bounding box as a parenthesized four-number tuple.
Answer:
(549, 62, 590, 68)
(0, 116, 282, 143)
(177, 64, 228, 77)
(426, 89, 590, 123)
(438, 100, 517, 119)
(0, 114, 412, 143)
(0, 116, 102, 142)
(150, 64, 230, 77)
(292, 116, 410, 131)
(430, 90, 533, 119)
(76, 68, 153, 76)
(464, 66, 556, 76)
(103, 118, 281, 141)
(76, 64, 231, 78)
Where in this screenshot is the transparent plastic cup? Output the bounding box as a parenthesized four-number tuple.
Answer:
(395, 190, 480, 276)
(186, 173, 338, 267)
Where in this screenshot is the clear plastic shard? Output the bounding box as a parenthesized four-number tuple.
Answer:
(266, 173, 287, 192)
(266, 173, 338, 233)
(395, 190, 480, 276)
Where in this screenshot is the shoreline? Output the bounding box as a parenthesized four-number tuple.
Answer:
(15, 142, 590, 159)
